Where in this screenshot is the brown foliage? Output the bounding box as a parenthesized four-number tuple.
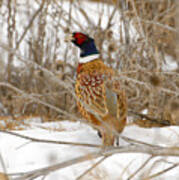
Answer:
(0, 0, 178, 130)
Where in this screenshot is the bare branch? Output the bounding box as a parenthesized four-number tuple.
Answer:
(11, 144, 179, 180)
(76, 155, 109, 180)
(0, 130, 100, 148)
(127, 155, 154, 180)
(145, 163, 179, 179)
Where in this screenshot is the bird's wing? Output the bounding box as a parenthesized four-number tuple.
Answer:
(105, 85, 118, 117)
(104, 78, 127, 134)
(105, 79, 127, 121)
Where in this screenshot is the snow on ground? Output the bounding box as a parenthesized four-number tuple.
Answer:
(0, 120, 179, 180)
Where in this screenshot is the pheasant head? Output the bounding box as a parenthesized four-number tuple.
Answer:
(66, 32, 99, 63)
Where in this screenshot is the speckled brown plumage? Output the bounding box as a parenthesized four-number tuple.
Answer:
(75, 58, 127, 146)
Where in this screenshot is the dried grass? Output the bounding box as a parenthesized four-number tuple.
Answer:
(0, 0, 178, 129)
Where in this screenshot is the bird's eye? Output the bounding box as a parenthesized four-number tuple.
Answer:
(78, 34, 83, 38)
(77, 34, 85, 40)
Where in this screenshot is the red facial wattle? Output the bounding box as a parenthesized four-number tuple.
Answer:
(73, 32, 88, 45)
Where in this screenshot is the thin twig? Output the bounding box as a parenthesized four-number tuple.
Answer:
(130, 0, 145, 38)
(140, 19, 179, 33)
(127, 155, 154, 180)
(0, 130, 100, 148)
(15, 0, 45, 49)
(144, 163, 179, 179)
(117, 76, 179, 96)
(0, 153, 9, 180)
(128, 110, 172, 126)
(76, 155, 109, 180)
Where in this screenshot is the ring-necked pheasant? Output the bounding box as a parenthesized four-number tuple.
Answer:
(66, 32, 127, 147)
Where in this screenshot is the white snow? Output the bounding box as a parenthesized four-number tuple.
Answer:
(0, 120, 179, 180)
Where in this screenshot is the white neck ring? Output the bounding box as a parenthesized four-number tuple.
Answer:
(79, 54, 100, 63)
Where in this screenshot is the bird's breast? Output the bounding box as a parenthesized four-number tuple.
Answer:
(80, 73, 104, 88)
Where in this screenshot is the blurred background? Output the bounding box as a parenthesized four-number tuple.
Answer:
(0, 0, 178, 130)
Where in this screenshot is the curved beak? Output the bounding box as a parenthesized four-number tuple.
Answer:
(65, 33, 74, 42)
